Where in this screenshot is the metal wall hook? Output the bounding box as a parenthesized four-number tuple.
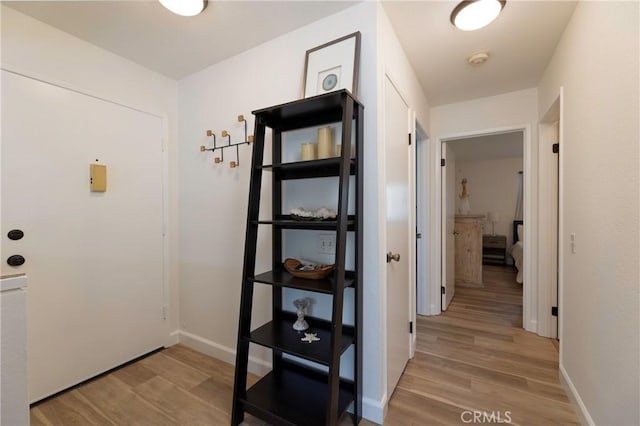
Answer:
(200, 113, 254, 168)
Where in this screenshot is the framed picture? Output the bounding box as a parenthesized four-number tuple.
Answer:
(303, 32, 361, 98)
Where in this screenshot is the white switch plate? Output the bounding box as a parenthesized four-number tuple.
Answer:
(318, 233, 336, 255)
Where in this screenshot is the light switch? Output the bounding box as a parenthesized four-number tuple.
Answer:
(90, 164, 107, 192)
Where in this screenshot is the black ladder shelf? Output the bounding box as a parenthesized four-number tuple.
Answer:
(232, 90, 364, 426)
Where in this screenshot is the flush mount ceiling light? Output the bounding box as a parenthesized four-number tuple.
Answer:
(451, 0, 506, 31)
(159, 0, 208, 17)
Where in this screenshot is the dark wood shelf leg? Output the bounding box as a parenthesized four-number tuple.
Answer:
(231, 120, 267, 425)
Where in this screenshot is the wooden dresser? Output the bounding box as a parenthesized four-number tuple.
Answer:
(454, 215, 485, 287)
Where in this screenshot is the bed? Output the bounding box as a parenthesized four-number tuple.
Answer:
(510, 220, 524, 284)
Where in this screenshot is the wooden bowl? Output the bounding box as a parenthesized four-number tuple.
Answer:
(284, 258, 334, 280)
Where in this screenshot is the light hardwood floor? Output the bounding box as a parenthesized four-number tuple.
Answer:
(31, 265, 577, 425)
(383, 265, 578, 425)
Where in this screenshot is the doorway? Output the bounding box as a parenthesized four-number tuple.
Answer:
(431, 126, 537, 332)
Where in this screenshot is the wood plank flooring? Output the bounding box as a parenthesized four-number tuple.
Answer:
(383, 265, 578, 426)
(31, 265, 578, 426)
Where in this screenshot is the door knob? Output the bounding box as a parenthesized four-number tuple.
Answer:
(7, 255, 25, 267)
(453, 231, 460, 235)
(386, 252, 401, 263)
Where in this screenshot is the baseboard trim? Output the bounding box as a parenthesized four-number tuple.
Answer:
(559, 363, 595, 426)
(362, 393, 386, 424)
(176, 330, 271, 376)
(173, 329, 384, 424)
(166, 329, 180, 347)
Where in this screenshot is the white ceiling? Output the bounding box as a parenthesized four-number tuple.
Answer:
(447, 131, 523, 162)
(382, 0, 576, 106)
(4, 1, 576, 106)
(3, 1, 357, 80)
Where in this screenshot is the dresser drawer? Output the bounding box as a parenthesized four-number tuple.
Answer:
(483, 235, 506, 248)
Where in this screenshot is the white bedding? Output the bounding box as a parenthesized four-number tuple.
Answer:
(510, 241, 523, 284)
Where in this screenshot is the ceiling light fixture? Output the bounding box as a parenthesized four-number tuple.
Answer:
(451, 0, 506, 31)
(159, 0, 208, 17)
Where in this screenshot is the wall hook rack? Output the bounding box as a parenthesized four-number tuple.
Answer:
(200, 115, 254, 168)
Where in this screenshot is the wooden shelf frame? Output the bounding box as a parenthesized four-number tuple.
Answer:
(232, 90, 364, 426)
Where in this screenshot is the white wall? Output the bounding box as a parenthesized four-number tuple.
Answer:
(177, 2, 385, 421)
(537, 2, 639, 425)
(428, 88, 538, 325)
(454, 157, 523, 247)
(0, 6, 180, 336)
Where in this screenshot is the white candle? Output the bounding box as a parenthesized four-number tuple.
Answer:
(335, 143, 355, 158)
(301, 143, 316, 161)
(317, 127, 333, 159)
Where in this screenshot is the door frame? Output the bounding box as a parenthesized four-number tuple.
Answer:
(415, 124, 430, 316)
(538, 88, 564, 339)
(431, 124, 537, 332)
(440, 142, 456, 311)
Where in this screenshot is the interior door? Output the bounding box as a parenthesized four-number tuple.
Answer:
(1, 70, 166, 401)
(384, 76, 411, 397)
(441, 144, 456, 310)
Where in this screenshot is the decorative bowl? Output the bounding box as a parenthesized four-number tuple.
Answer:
(284, 258, 334, 280)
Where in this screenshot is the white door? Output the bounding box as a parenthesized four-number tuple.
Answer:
(1, 71, 166, 401)
(441, 144, 456, 310)
(384, 76, 411, 397)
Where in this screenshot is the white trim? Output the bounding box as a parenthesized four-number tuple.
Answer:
(377, 67, 389, 416)
(415, 124, 430, 316)
(537, 89, 564, 339)
(166, 329, 180, 347)
(557, 87, 565, 346)
(176, 330, 271, 376)
(362, 394, 386, 425)
(560, 364, 595, 426)
(409, 109, 417, 359)
(432, 125, 537, 331)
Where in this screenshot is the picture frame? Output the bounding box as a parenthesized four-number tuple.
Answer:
(303, 31, 361, 98)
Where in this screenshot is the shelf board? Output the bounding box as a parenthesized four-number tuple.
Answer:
(251, 269, 355, 294)
(259, 157, 356, 180)
(255, 215, 355, 231)
(252, 89, 362, 131)
(241, 362, 354, 426)
(249, 315, 352, 366)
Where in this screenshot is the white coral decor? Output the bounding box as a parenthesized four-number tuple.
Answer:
(290, 207, 337, 219)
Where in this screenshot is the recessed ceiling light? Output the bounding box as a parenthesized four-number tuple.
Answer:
(451, 0, 506, 31)
(468, 52, 490, 65)
(159, 0, 208, 17)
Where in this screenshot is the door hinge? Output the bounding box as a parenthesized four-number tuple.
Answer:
(441, 158, 446, 167)
(416, 233, 422, 239)
(162, 306, 167, 320)
(408, 133, 412, 146)
(409, 321, 413, 334)
(441, 286, 445, 294)
(552, 143, 559, 154)
(551, 306, 558, 316)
